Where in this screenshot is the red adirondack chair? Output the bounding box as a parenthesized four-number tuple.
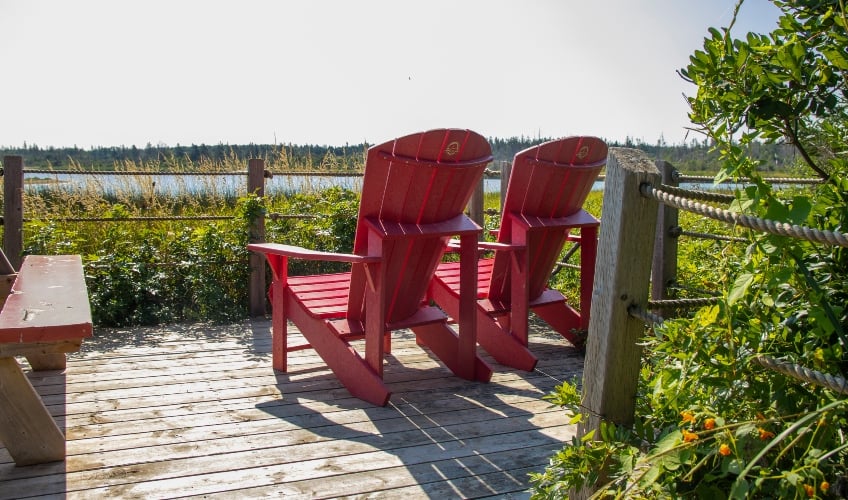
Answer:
(248, 129, 494, 406)
(428, 136, 607, 371)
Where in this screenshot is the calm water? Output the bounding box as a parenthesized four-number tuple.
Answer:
(25, 172, 755, 195)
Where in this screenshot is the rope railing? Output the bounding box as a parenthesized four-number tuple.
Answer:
(637, 172, 847, 396)
(677, 174, 823, 185)
(679, 229, 748, 243)
(641, 183, 848, 247)
(752, 355, 848, 395)
(657, 184, 736, 204)
(629, 307, 848, 395)
(628, 305, 665, 326)
(668, 283, 722, 297)
(581, 153, 838, 442)
(26, 215, 235, 223)
(17, 212, 316, 223)
(19, 168, 249, 176)
(648, 296, 721, 309)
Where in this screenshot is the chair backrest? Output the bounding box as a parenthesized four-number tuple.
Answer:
(348, 129, 492, 323)
(488, 136, 607, 301)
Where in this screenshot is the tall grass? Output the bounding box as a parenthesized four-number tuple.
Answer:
(17, 153, 363, 327)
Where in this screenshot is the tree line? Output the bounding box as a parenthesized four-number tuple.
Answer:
(2, 136, 798, 174)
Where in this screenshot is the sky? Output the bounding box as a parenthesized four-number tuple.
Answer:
(1, 0, 783, 149)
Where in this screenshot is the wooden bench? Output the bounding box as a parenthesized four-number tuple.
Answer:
(0, 255, 92, 466)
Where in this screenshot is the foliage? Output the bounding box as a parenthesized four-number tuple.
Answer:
(22, 176, 360, 326)
(533, 1, 848, 497)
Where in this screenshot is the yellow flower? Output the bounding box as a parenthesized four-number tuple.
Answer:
(680, 411, 696, 424)
(758, 428, 775, 440)
(804, 483, 815, 497)
(704, 418, 716, 430)
(682, 430, 699, 442)
(821, 481, 830, 493)
(718, 443, 731, 456)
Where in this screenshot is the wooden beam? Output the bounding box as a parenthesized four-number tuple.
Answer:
(651, 160, 679, 301)
(248, 159, 267, 317)
(580, 147, 660, 430)
(0, 357, 66, 465)
(2, 156, 24, 271)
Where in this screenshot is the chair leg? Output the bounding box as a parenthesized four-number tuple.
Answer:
(412, 322, 493, 382)
(429, 278, 537, 371)
(286, 305, 391, 406)
(474, 309, 538, 371)
(271, 280, 288, 372)
(532, 302, 585, 348)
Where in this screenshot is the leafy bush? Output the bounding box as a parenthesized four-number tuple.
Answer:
(23, 185, 361, 327)
(532, 1, 848, 497)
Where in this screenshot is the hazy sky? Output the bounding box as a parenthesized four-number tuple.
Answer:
(1, 0, 782, 149)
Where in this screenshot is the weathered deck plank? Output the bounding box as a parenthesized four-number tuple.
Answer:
(0, 319, 584, 499)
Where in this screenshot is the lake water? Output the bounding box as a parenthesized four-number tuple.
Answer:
(24, 172, 762, 195)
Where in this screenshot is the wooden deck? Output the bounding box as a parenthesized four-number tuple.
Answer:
(0, 319, 585, 499)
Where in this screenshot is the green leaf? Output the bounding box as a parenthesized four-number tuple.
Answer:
(727, 458, 745, 475)
(730, 479, 750, 499)
(788, 196, 812, 224)
(654, 430, 682, 453)
(728, 273, 754, 306)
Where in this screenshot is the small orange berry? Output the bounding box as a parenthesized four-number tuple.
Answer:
(704, 418, 716, 430)
(821, 481, 830, 492)
(804, 483, 815, 497)
(719, 443, 731, 456)
(680, 411, 696, 424)
(756, 412, 766, 421)
(758, 428, 775, 440)
(682, 430, 699, 442)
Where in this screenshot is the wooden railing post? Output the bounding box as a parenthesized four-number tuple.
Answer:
(575, 148, 660, 497)
(2, 156, 24, 271)
(499, 160, 511, 209)
(467, 180, 484, 230)
(651, 160, 678, 301)
(247, 159, 266, 316)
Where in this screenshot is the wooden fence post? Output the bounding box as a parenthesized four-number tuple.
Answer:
(576, 148, 660, 496)
(651, 160, 678, 301)
(2, 156, 24, 271)
(468, 179, 484, 230)
(499, 160, 511, 208)
(247, 159, 266, 316)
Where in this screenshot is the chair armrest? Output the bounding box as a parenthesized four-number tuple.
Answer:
(510, 208, 600, 230)
(364, 214, 481, 240)
(247, 243, 380, 264)
(445, 239, 524, 252)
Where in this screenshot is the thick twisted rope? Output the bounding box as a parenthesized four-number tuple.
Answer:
(648, 297, 720, 309)
(641, 184, 848, 247)
(631, 312, 848, 394)
(657, 184, 735, 204)
(628, 305, 665, 326)
(752, 355, 848, 395)
(21, 169, 250, 176)
(22, 212, 316, 223)
(26, 215, 234, 222)
(677, 175, 822, 185)
(679, 229, 748, 243)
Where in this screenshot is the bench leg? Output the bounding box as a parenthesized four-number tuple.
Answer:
(26, 353, 67, 371)
(0, 356, 66, 465)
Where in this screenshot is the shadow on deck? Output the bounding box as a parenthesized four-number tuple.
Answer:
(0, 318, 584, 499)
